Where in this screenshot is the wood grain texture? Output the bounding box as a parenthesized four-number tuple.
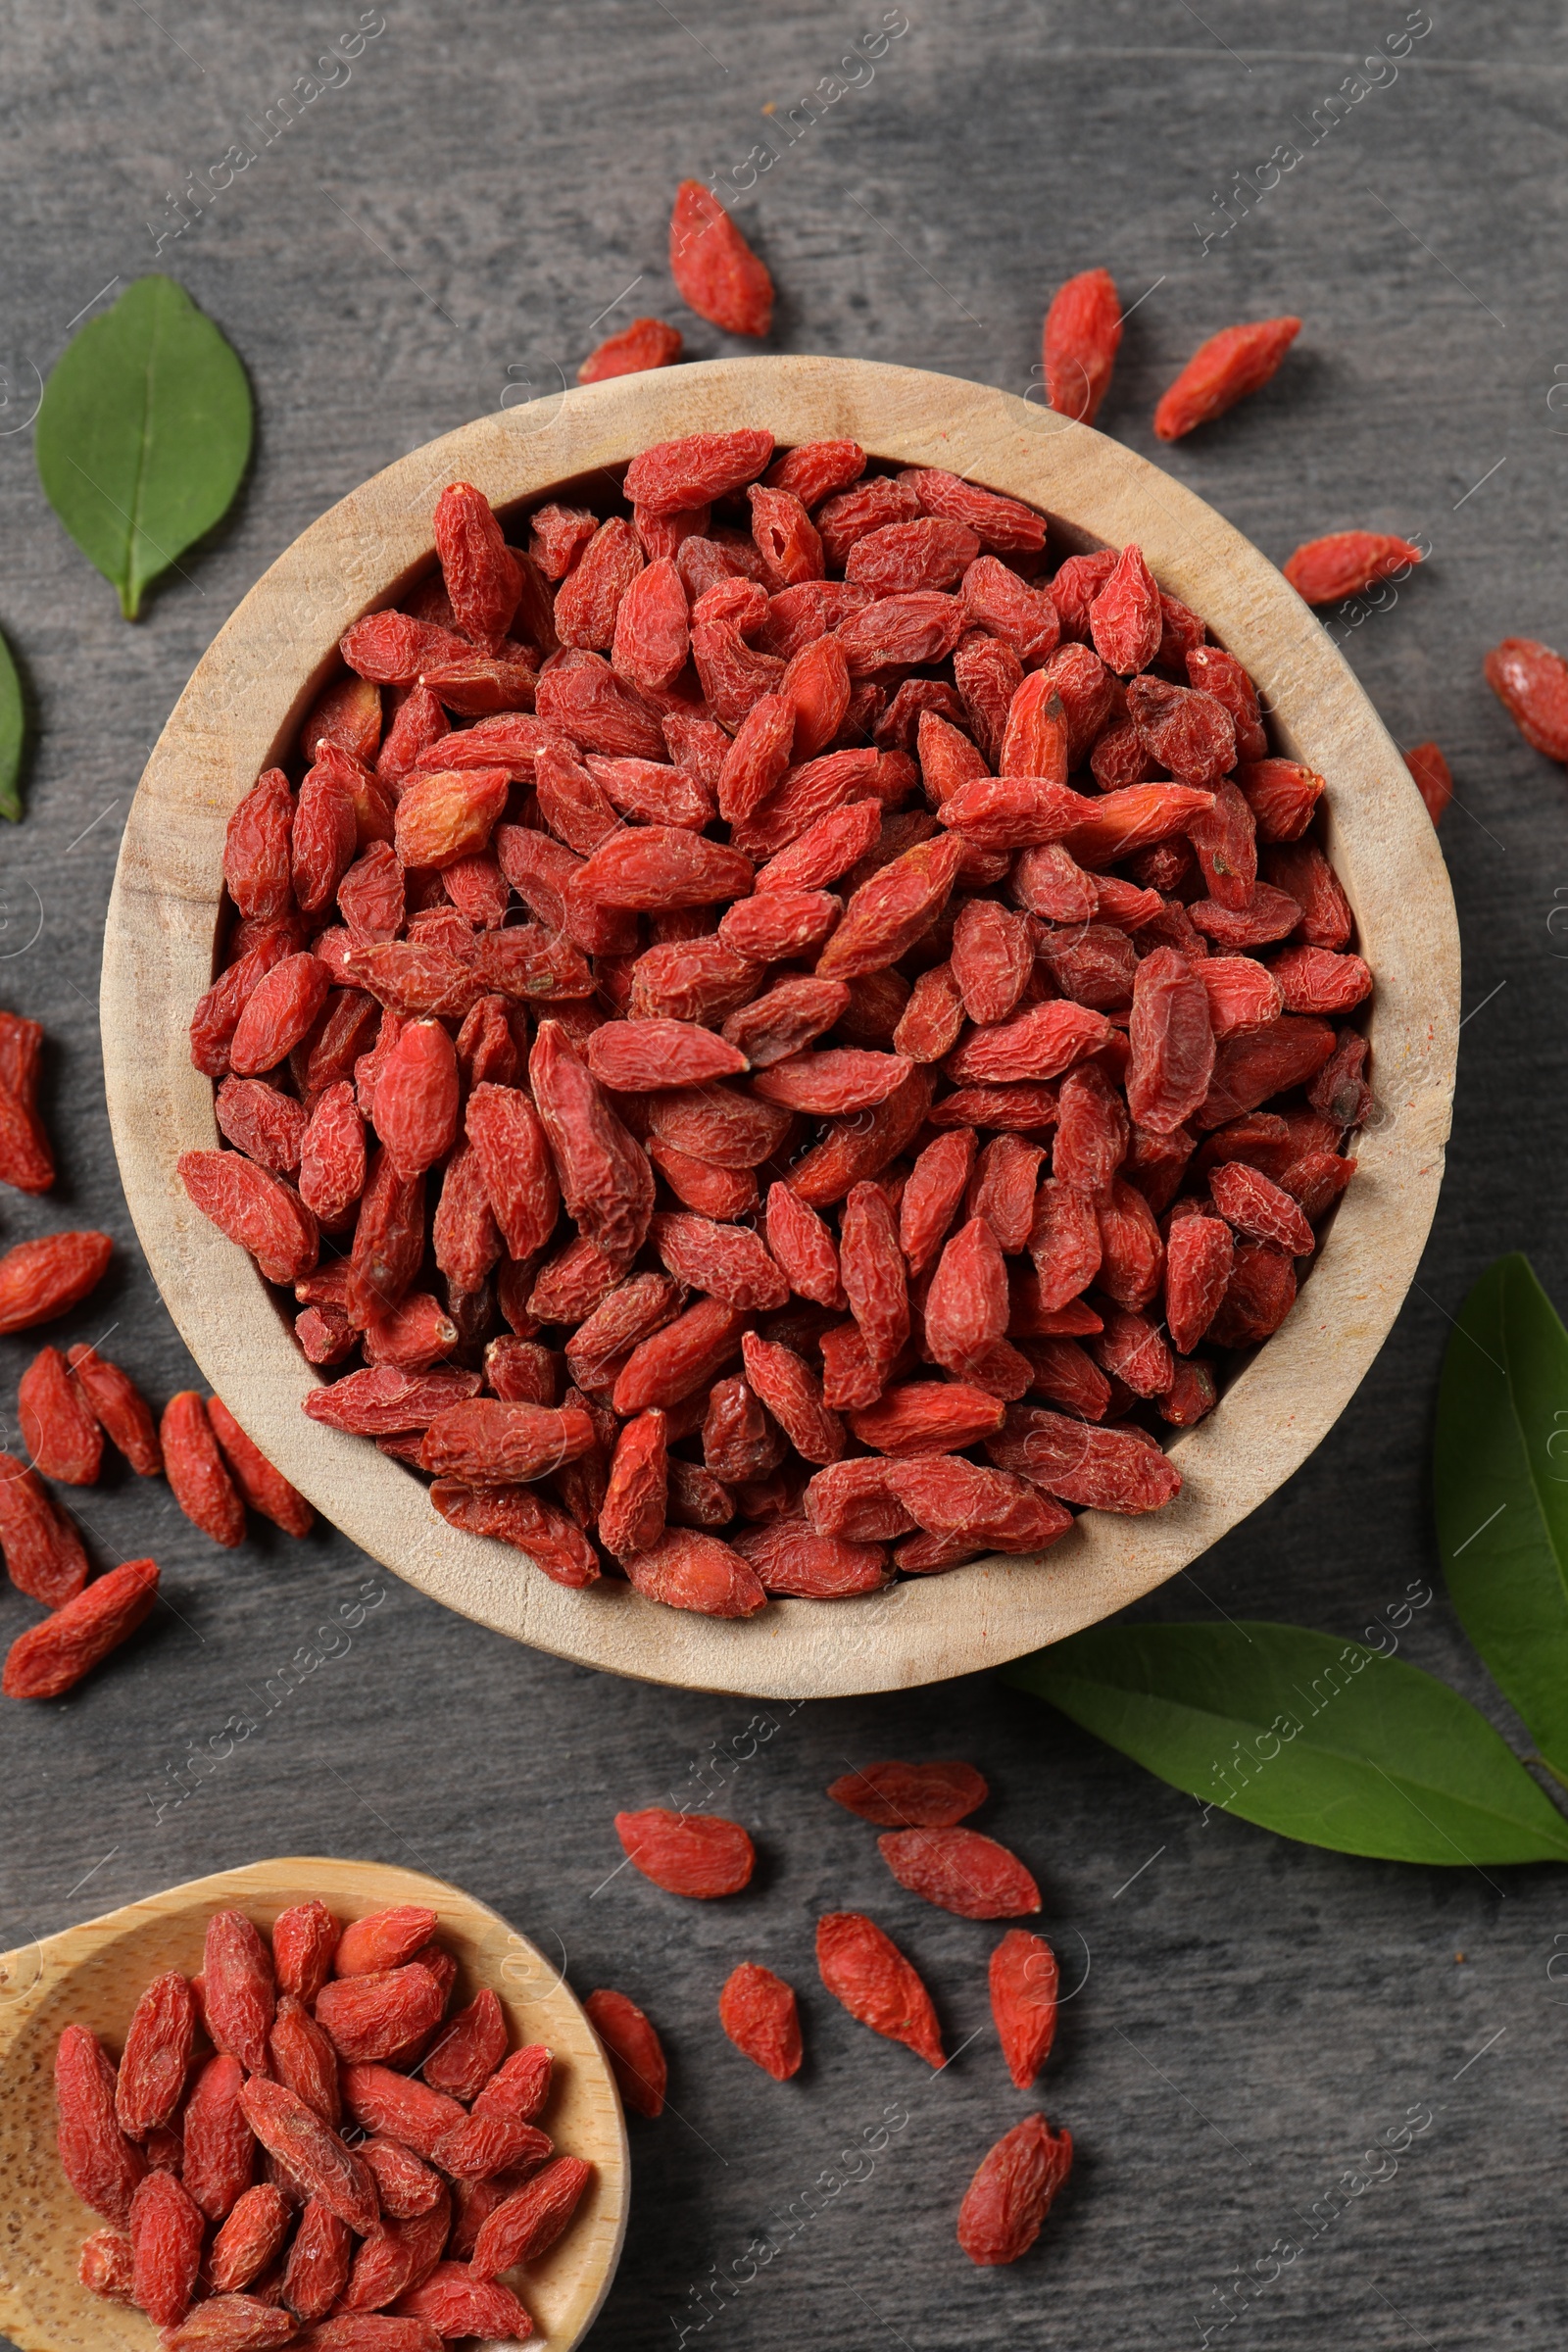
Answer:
(100, 355, 1459, 1698)
(0, 1857, 626, 2352)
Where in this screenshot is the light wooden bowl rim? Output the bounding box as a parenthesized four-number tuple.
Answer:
(101, 355, 1460, 1699)
(0, 1854, 628, 2352)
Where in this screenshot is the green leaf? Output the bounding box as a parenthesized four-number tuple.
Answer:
(1005, 1622, 1568, 1866)
(35, 276, 252, 619)
(0, 626, 23, 822)
(1435, 1251, 1568, 1779)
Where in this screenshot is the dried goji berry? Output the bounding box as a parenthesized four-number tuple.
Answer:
(78, 2228, 134, 2301)
(1043, 265, 1122, 423)
(622, 1526, 767, 1616)
(923, 1215, 1007, 1375)
(162, 1392, 247, 1547)
(731, 1514, 889, 1594)
(585, 1985, 667, 2117)
(614, 1805, 756, 1896)
(904, 467, 1046, 554)
(714, 1963, 802, 2082)
(393, 764, 509, 869)
(1164, 1209, 1235, 1353)
(239, 2077, 377, 2234)
(430, 480, 519, 644)
(201, 1394, 312, 1536)
(846, 1380, 1004, 1458)
(202, 1908, 275, 2074)
(828, 1760, 988, 1827)
(625, 426, 776, 516)
(815, 1911, 943, 2066)
(129, 2166, 204, 2325)
(1152, 316, 1300, 440)
(468, 2152, 592, 2278)
(889, 1456, 1068, 1553)
(359, 2135, 444, 2222)
(17, 1344, 101, 1485)
(224, 767, 297, 922)
(270, 1990, 341, 2127)
(0, 1228, 114, 1332)
(1088, 542, 1161, 674)
(987, 1403, 1181, 1512)
(117, 1969, 197, 2138)
(667, 183, 774, 337)
(209, 2181, 293, 2294)
(1210, 1159, 1315, 1256)
(956, 2112, 1072, 2264)
(180, 2053, 256, 2223)
(166, 2294, 301, 2348)
(316, 1964, 445, 2064)
(55, 2026, 147, 2224)
(5, 1555, 159, 1696)
(529, 1021, 652, 1261)
(339, 2063, 465, 2163)
(579, 315, 683, 381)
(1283, 530, 1422, 605)
(1403, 738, 1451, 824)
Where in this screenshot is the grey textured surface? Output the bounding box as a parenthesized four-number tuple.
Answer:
(0, 3, 1563, 2346)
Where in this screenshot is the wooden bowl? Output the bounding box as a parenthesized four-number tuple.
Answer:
(101, 357, 1459, 1699)
(0, 1856, 627, 2352)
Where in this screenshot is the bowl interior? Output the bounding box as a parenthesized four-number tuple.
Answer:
(0, 1858, 627, 2352)
(102, 355, 1460, 1699)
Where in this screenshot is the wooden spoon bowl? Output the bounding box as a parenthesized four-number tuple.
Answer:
(0, 1856, 627, 2351)
(101, 355, 1460, 1698)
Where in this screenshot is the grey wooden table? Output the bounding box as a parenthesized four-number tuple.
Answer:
(1, 4, 1563, 2345)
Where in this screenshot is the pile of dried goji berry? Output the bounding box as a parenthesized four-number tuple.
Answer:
(611, 1758, 1069, 2267)
(180, 424, 1373, 1612)
(60, 1897, 595, 2345)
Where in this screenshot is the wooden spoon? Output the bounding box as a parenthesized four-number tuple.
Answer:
(0, 1855, 628, 2351)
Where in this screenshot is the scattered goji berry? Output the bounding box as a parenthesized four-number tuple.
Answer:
(815, 1911, 943, 2066)
(579, 315, 683, 382)
(614, 1805, 756, 1896)
(829, 1760, 988, 1826)
(1152, 316, 1301, 440)
(717, 1963, 802, 2081)
(16, 1343, 101, 1484)
(956, 2112, 1073, 2264)
(1283, 530, 1422, 605)
(205, 1393, 314, 1536)
(5, 1555, 159, 1697)
(584, 1985, 667, 2117)
(162, 1391, 247, 1546)
(989, 1927, 1058, 2087)
(667, 183, 774, 337)
(0, 1229, 113, 1333)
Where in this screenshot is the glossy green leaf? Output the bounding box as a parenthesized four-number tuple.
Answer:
(1435, 1252, 1568, 1780)
(0, 626, 23, 822)
(1006, 1622, 1568, 1866)
(35, 276, 252, 619)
